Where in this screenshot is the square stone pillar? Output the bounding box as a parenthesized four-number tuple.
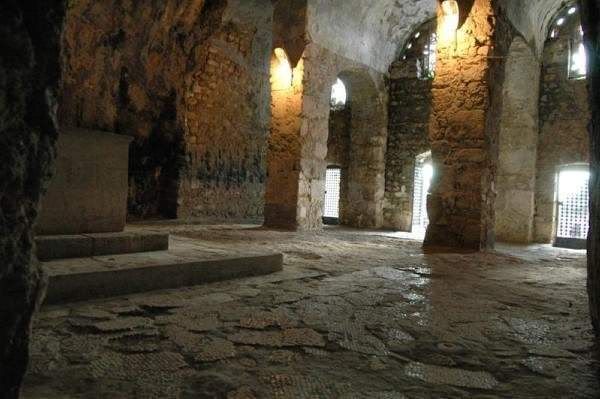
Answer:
(264, 45, 333, 231)
(424, 0, 497, 250)
(264, 54, 305, 229)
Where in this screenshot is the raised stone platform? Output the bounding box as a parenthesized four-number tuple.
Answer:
(43, 249, 283, 304)
(36, 232, 169, 261)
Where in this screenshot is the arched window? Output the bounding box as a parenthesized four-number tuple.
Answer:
(548, 4, 586, 80)
(330, 78, 347, 110)
(402, 21, 437, 80)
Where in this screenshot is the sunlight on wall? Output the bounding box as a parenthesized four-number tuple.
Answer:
(439, 0, 459, 45)
(271, 48, 293, 91)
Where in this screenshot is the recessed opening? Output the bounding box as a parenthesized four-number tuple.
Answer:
(330, 78, 347, 110)
(323, 166, 342, 225)
(554, 165, 590, 249)
(412, 151, 433, 235)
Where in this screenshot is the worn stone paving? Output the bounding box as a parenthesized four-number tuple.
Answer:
(23, 225, 600, 398)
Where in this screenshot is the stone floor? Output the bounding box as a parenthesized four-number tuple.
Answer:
(23, 224, 600, 398)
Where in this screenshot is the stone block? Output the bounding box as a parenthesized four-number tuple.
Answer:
(36, 235, 93, 262)
(36, 128, 132, 235)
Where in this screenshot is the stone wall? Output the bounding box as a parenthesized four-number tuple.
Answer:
(0, 1, 65, 396)
(60, 0, 272, 222)
(383, 28, 433, 231)
(495, 37, 540, 243)
(535, 20, 590, 242)
(179, 1, 273, 222)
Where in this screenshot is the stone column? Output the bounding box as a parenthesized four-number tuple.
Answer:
(264, 52, 305, 229)
(495, 37, 540, 243)
(579, 0, 600, 335)
(424, 0, 497, 250)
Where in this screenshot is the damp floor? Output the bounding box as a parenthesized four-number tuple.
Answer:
(23, 224, 600, 398)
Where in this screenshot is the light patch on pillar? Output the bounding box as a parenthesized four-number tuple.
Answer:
(271, 48, 293, 91)
(264, 48, 305, 229)
(439, 0, 459, 46)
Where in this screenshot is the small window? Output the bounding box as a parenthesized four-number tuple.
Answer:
(569, 27, 587, 79)
(417, 32, 437, 80)
(323, 166, 342, 224)
(330, 78, 347, 110)
(547, 3, 586, 79)
(412, 151, 433, 234)
(402, 20, 437, 80)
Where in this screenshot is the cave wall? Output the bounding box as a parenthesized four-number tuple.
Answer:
(60, 0, 272, 222)
(0, 1, 65, 397)
(534, 22, 590, 243)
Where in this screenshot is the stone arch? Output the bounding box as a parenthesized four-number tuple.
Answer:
(383, 19, 435, 232)
(495, 36, 541, 243)
(264, 46, 387, 231)
(534, 3, 590, 243)
(333, 69, 387, 228)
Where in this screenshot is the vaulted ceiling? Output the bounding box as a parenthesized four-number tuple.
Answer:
(305, 0, 570, 73)
(307, 0, 436, 73)
(502, 0, 568, 56)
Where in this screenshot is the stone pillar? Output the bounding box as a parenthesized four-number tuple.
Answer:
(424, 0, 496, 250)
(579, 0, 600, 335)
(264, 52, 305, 229)
(495, 37, 540, 243)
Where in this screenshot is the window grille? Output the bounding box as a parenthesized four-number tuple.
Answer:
(323, 167, 342, 219)
(557, 168, 590, 240)
(412, 153, 433, 233)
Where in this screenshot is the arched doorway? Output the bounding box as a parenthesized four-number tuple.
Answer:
(411, 151, 433, 235)
(554, 163, 590, 249)
(323, 70, 386, 228)
(383, 19, 435, 233)
(535, 3, 590, 245)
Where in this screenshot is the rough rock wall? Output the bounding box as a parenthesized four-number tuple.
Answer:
(495, 36, 540, 243)
(60, 0, 272, 222)
(579, 0, 600, 335)
(383, 57, 432, 231)
(535, 25, 590, 243)
(424, 0, 497, 249)
(0, 1, 64, 397)
(179, 0, 273, 222)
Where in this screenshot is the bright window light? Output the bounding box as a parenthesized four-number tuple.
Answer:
(568, 7, 577, 15)
(569, 28, 587, 79)
(330, 78, 347, 109)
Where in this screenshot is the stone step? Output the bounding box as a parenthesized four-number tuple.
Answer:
(35, 232, 169, 261)
(42, 250, 283, 304)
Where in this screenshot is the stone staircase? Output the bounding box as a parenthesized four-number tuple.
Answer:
(36, 232, 283, 305)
